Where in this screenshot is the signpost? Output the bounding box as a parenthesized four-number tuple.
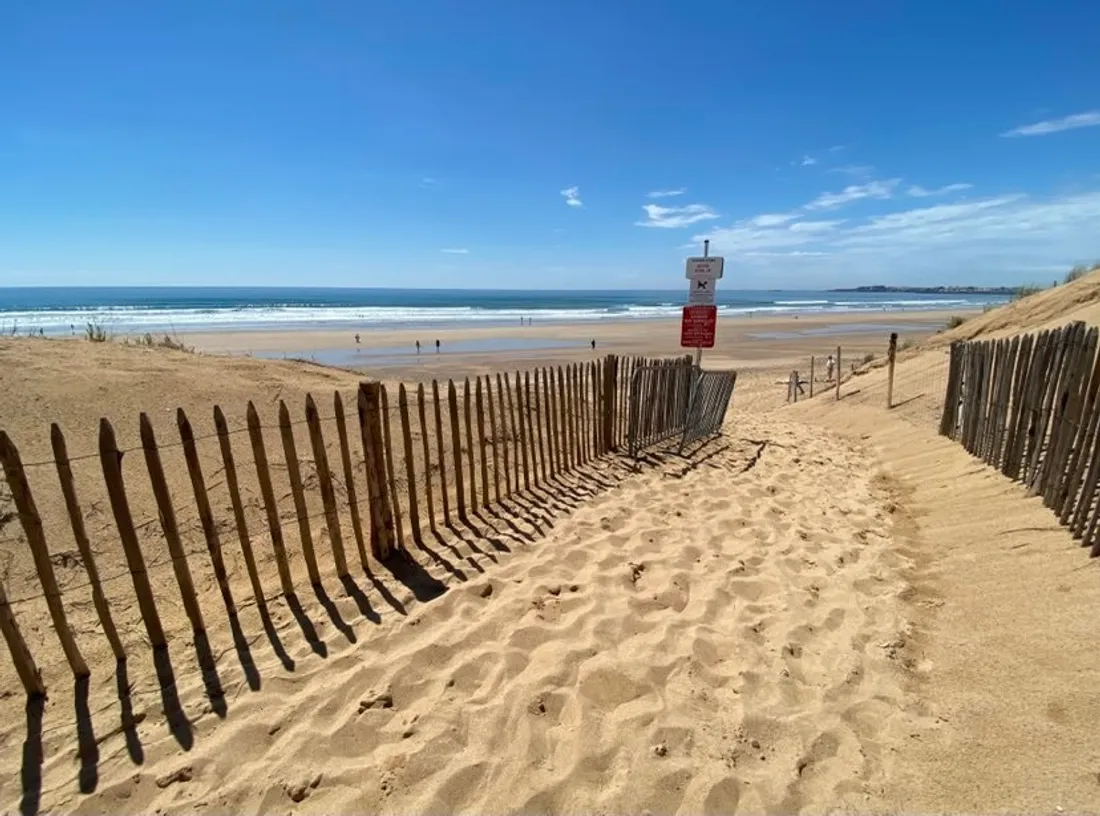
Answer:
(680, 240, 723, 364)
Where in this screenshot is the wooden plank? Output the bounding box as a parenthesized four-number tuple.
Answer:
(247, 402, 295, 595)
(462, 378, 478, 510)
(504, 372, 520, 489)
(397, 385, 423, 543)
(0, 432, 89, 677)
(979, 339, 1004, 461)
(809, 356, 815, 399)
(334, 392, 370, 571)
(534, 370, 548, 485)
(524, 372, 539, 488)
(476, 378, 491, 510)
(177, 408, 236, 613)
(306, 394, 349, 576)
(515, 371, 531, 492)
(546, 367, 561, 476)
(1005, 332, 1044, 479)
(214, 406, 267, 604)
(1072, 421, 1100, 538)
(573, 364, 584, 463)
(0, 575, 44, 696)
(1044, 325, 1095, 507)
(1058, 337, 1100, 523)
(496, 373, 512, 497)
(556, 367, 570, 471)
(417, 384, 438, 532)
(278, 401, 321, 586)
(379, 385, 405, 549)
(886, 333, 898, 408)
(581, 363, 591, 463)
(989, 337, 1020, 466)
(432, 380, 451, 525)
(140, 413, 205, 632)
(836, 347, 842, 400)
(485, 377, 501, 504)
(448, 379, 467, 521)
(358, 383, 396, 559)
(602, 356, 615, 454)
(51, 423, 125, 661)
(1025, 326, 1074, 490)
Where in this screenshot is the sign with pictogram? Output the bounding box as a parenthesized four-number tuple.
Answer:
(685, 256, 724, 280)
(688, 276, 716, 305)
(680, 305, 717, 348)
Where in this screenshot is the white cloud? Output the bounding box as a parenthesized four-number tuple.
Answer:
(828, 145, 846, 153)
(800, 155, 817, 166)
(440, 248, 469, 254)
(647, 188, 686, 198)
(907, 183, 974, 198)
(637, 203, 719, 229)
(805, 179, 900, 210)
(750, 212, 799, 227)
(1002, 111, 1100, 137)
(692, 189, 1100, 284)
(561, 186, 583, 208)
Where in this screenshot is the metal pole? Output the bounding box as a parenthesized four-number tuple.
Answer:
(695, 239, 708, 368)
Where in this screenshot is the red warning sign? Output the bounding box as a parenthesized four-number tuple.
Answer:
(680, 305, 717, 348)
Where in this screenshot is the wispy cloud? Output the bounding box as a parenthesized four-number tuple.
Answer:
(637, 203, 719, 229)
(1001, 110, 1100, 137)
(800, 155, 817, 167)
(561, 186, 583, 208)
(693, 189, 1100, 283)
(647, 188, 686, 199)
(440, 248, 469, 254)
(907, 183, 973, 198)
(750, 212, 799, 227)
(805, 179, 900, 210)
(830, 164, 875, 179)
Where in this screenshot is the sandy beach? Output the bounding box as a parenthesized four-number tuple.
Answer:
(2, 293, 1098, 814)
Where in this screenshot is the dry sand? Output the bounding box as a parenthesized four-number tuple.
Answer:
(2, 297, 1099, 814)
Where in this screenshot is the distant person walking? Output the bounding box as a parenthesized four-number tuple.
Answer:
(355, 333, 360, 344)
(416, 340, 421, 355)
(826, 354, 836, 381)
(435, 339, 441, 354)
(591, 339, 596, 350)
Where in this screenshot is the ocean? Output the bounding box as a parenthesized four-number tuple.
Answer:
(0, 287, 1008, 337)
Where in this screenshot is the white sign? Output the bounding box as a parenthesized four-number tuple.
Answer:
(687, 276, 717, 305)
(685, 256, 724, 280)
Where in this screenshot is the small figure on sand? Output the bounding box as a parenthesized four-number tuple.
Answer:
(435, 339, 441, 353)
(591, 339, 596, 350)
(416, 340, 421, 355)
(355, 333, 360, 344)
(826, 354, 836, 381)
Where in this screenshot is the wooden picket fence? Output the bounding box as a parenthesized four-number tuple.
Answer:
(0, 353, 681, 699)
(940, 320, 1100, 557)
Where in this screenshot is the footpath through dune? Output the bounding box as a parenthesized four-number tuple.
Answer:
(791, 397, 1100, 813)
(8, 409, 927, 815)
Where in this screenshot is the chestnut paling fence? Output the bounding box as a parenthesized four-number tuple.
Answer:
(938, 320, 1100, 557)
(0, 352, 740, 703)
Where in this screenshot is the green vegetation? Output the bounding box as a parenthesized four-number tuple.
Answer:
(85, 321, 109, 342)
(1011, 284, 1045, 301)
(127, 332, 193, 352)
(861, 352, 875, 365)
(946, 315, 968, 329)
(1064, 261, 1100, 284)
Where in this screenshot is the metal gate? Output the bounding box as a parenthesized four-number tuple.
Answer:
(627, 358, 736, 458)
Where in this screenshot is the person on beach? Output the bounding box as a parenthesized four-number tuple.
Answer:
(826, 354, 835, 381)
(591, 339, 596, 350)
(355, 333, 360, 344)
(435, 339, 441, 353)
(416, 340, 421, 354)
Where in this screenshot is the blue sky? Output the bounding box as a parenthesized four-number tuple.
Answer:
(2, 0, 1099, 290)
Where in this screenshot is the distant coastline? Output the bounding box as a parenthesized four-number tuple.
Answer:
(830, 285, 1016, 295)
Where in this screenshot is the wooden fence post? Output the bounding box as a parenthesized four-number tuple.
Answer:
(358, 382, 396, 560)
(398, 385, 422, 543)
(417, 384, 438, 533)
(432, 380, 451, 526)
(379, 385, 405, 549)
(505, 372, 521, 490)
(215, 406, 267, 604)
(485, 376, 502, 504)
(496, 373, 512, 497)
(463, 378, 478, 510)
(51, 423, 125, 661)
(448, 380, 467, 521)
(305, 394, 349, 577)
(515, 372, 531, 491)
(835, 346, 842, 400)
(546, 367, 561, 476)
(140, 413, 205, 632)
(0, 431, 89, 677)
(476, 378, 491, 509)
(0, 576, 44, 696)
(177, 408, 236, 614)
(524, 372, 539, 487)
(602, 355, 617, 453)
(886, 333, 898, 409)
(334, 392, 370, 571)
(809, 356, 815, 398)
(534, 369, 548, 482)
(247, 402, 295, 596)
(278, 401, 321, 586)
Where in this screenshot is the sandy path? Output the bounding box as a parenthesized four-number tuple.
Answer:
(4, 410, 923, 814)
